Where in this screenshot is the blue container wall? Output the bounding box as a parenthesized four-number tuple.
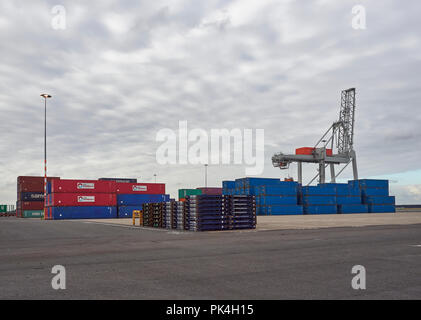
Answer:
(302, 186, 336, 196)
(51, 206, 117, 219)
(255, 185, 298, 196)
(222, 181, 235, 189)
(349, 179, 389, 189)
(257, 205, 303, 215)
(117, 194, 169, 206)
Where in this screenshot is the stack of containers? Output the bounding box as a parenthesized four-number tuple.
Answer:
(222, 181, 236, 195)
(187, 195, 226, 231)
(300, 185, 337, 214)
(350, 179, 395, 213)
(45, 179, 117, 219)
(163, 201, 174, 229)
(222, 195, 256, 229)
(176, 201, 185, 230)
(17, 176, 60, 218)
(116, 182, 169, 218)
(255, 183, 302, 215)
(226, 178, 302, 215)
(141, 203, 164, 227)
(178, 189, 202, 201)
(320, 183, 368, 214)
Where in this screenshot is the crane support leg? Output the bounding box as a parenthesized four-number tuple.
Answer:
(319, 162, 326, 184)
(298, 162, 303, 184)
(352, 156, 358, 180)
(330, 164, 336, 183)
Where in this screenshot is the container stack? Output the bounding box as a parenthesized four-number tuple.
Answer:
(17, 176, 59, 218)
(187, 195, 226, 231)
(197, 187, 223, 195)
(116, 182, 168, 218)
(300, 185, 337, 214)
(222, 195, 256, 229)
(225, 178, 302, 215)
(323, 183, 368, 214)
(163, 201, 174, 229)
(45, 179, 117, 219)
(351, 179, 395, 213)
(176, 201, 185, 230)
(142, 203, 153, 227)
(142, 202, 164, 227)
(222, 181, 236, 195)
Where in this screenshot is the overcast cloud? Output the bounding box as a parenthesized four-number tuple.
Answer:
(1, 0, 420, 204)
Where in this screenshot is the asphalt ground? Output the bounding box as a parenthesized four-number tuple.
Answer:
(0, 217, 420, 299)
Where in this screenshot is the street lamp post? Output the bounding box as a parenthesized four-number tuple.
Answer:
(40, 94, 52, 220)
(204, 164, 208, 188)
(154, 174, 157, 183)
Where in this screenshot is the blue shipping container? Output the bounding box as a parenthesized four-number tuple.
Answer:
(255, 185, 298, 196)
(361, 188, 389, 197)
(336, 196, 362, 205)
(302, 195, 336, 205)
(301, 186, 336, 196)
(368, 204, 396, 213)
(118, 206, 143, 218)
(117, 194, 169, 206)
(348, 179, 389, 189)
(51, 206, 117, 219)
(304, 205, 337, 215)
(222, 181, 235, 189)
(338, 204, 368, 214)
(363, 196, 395, 205)
(21, 192, 44, 201)
(257, 195, 297, 206)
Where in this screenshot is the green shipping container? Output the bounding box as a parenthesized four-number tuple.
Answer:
(22, 210, 44, 218)
(0, 205, 7, 213)
(178, 189, 202, 199)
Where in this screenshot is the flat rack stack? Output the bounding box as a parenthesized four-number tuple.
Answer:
(187, 195, 226, 231)
(223, 195, 256, 230)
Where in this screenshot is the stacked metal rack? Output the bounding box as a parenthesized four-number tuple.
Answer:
(175, 201, 185, 230)
(222, 195, 256, 229)
(187, 195, 227, 231)
(163, 201, 173, 229)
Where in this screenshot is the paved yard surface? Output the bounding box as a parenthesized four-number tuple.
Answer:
(0, 215, 420, 299)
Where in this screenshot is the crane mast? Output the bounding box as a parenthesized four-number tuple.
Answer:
(272, 88, 358, 185)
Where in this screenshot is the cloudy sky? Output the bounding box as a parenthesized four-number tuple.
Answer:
(1, 0, 420, 204)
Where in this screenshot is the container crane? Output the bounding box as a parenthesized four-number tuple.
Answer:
(272, 88, 358, 185)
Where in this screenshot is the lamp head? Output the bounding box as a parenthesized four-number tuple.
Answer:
(40, 94, 52, 99)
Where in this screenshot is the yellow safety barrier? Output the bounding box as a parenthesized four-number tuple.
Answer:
(132, 210, 143, 226)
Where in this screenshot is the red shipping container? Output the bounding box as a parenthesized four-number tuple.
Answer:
(197, 187, 223, 195)
(17, 201, 45, 210)
(47, 193, 116, 207)
(18, 176, 60, 192)
(50, 179, 116, 194)
(115, 183, 165, 194)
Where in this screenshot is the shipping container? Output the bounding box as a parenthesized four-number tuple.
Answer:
(116, 182, 165, 194)
(361, 188, 389, 197)
(46, 193, 116, 207)
(336, 196, 362, 205)
(256, 195, 298, 206)
(22, 210, 44, 218)
(368, 204, 396, 213)
(197, 187, 223, 195)
(50, 179, 115, 194)
(348, 179, 389, 189)
(178, 189, 202, 199)
(117, 206, 143, 218)
(99, 178, 137, 183)
(338, 204, 368, 214)
(17, 201, 44, 210)
(117, 194, 170, 206)
(20, 192, 44, 201)
(304, 205, 337, 214)
(255, 185, 298, 196)
(363, 196, 395, 205)
(50, 206, 117, 219)
(257, 205, 303, 215)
